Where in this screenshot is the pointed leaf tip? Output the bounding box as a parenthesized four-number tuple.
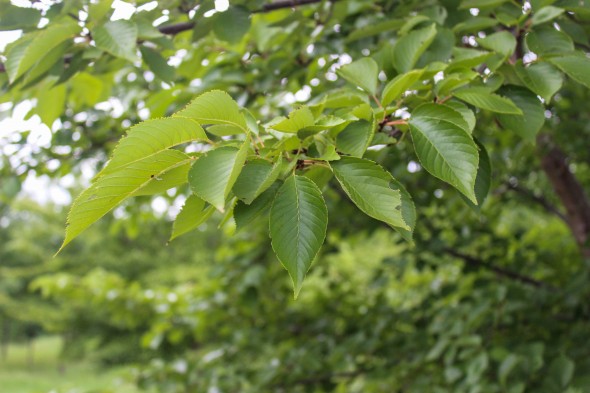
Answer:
(270, 175, 328, 296)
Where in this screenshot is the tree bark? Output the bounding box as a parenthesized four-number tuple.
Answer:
(538, 134, 590, 259)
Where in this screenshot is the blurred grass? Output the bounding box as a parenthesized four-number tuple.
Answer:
(0, 336, 139, 393)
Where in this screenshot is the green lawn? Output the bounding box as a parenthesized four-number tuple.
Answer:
(0, 336, 139, 393)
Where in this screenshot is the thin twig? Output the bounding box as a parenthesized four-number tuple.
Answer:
(443, 248, 557, 291)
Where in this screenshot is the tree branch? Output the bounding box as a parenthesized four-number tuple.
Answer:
(0, 0, 336, 73)
(253, 0, 336, 13)
(443, 248, 557, 291)
(157, 21, 194, 35)
(537, 134, 590, 258)
(505, 182, 568, 222)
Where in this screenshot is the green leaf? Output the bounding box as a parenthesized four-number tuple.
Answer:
(459, 0, 508, 8)
(140, 46, 174, 82)
(36, 84, 66, 126)
(381, 69, 424, 106)
(532, 6, 564, 25)
(336, 57, 379, 95)
(6, 22, 81, 83)
(87, 0, 113, 27)
(388, 178, 416, 241)
(22, 40, 71, 86)
(409, 104, 479, 203)
(60, 150, 191, 252)
(170, 195, 215, 240)
(548, 356, 575, 388)
(393, 24, 437, 73)
(515, 61, 563, 102)
(188, 141, 249, 211)
(408, 103, 471, 136)
(315, 143, 341, 161)
(233, 157, 282, 204)
(548, 54, 590, 89)
(525, 26, 574, 56)
(526, 27, 573, 55)
(499, 354, 520, 386)
(448, 48, 493, 72)
(132, 162, 191, 196)
(476, 31, 516, 58)
(175, 90, 248, 133)
(497, 86, 545, 141)
(0, 5, 41, 31)
(346, 19, 404, 42)
(213, 6, 251, 43)
(444, 101, 476, 133)
(452, 17, 498, 34)
(92, 20, 138, 62)
(454, 87, 523, 114)
(98, 117, 207, 177)
(330, 157, 409, 230)
(234, 182, 280, 230)
(461, 139, 492, 209)
(270, 106, 315, 133)
(270, 175, 328, 297)
(336, 119, 374, 158)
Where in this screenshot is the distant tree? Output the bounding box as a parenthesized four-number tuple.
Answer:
(1, 0, 590, 391)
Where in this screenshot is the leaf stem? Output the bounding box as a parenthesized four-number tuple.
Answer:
(384, 119, 407, 126)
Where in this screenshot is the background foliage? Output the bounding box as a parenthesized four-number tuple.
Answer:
(1, 0, 590, 392)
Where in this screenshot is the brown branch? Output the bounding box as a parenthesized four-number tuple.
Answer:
(537, 134, 590, 258)
(157, 21, 194, 35)
(443, 248, 557, 291)
(505, 182, 567, 222)
(253, 0, 336, 13)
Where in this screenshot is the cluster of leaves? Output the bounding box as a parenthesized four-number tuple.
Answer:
(19, 0, 584, 294)
(27, 207, 589, 392)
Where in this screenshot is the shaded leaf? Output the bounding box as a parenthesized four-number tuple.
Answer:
(336, 119, 374, 157)
(381, 69, 424, 106)
(476, 31, 516, 58)
(140, 46, 174, 82)
(548, 54, 590, 89)
(93, 20, 138, 62)
(336, 57, 379, 95)
(234, 181, 281, 230)
(454, 87, 522, 114)
(6, 22, 81, 83)
(393, 24, 437, 73)
(515, 61, 563, 102)
(526, 27, 573, 55)
(330, 157, 409, 230)
(497, 86, 545, 141)
(270, 175, 328, 297)
(233, 157, 282, 204)
(532, 6, 564, 25)
(0, 5, 41, 31)
(213, 6, 250, 44)
(409, 104, 479, 203)
(188, 141, 249, 211)
(170, 195, 215, 240)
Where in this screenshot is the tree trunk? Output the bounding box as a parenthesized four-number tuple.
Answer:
(538, 134, 590, 259)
